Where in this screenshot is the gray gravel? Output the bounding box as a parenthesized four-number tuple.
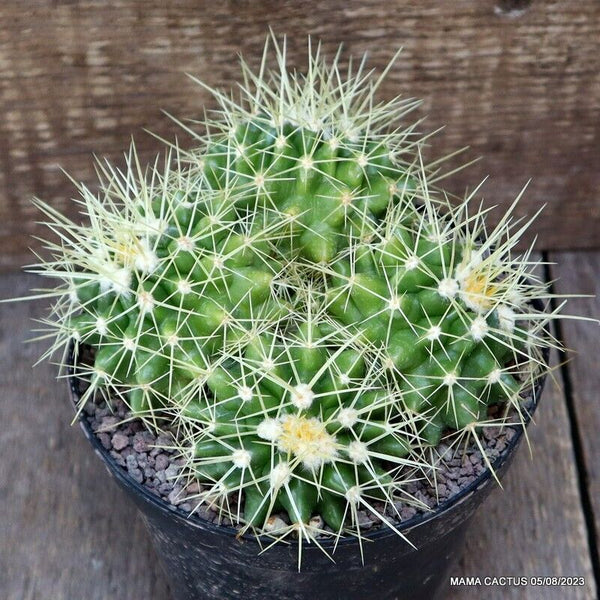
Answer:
(84, 396, 520, 531)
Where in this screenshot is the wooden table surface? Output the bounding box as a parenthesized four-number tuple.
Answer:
(1, 252, 598, 600)
(2, 0, 600, 270)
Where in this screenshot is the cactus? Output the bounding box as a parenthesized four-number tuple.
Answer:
(22, 34, 572, 557)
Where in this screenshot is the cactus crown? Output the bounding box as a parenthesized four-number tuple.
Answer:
(22, 34, 571, 562)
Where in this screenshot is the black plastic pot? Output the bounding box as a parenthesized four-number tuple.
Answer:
(69, 349, 547, 600)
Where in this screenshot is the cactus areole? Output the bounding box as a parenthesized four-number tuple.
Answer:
(24, 35, 567, 585)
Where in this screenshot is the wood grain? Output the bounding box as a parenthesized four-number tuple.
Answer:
(0, 273, 171, 600)
(550, 251, 600, 552)
(1, 0, 599, 272)
(446, 351, 597, 599)
(445, 252, 598, 599)
(1, 256, 598, 598)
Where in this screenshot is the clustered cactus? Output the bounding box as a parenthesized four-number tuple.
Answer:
(27, 35, 562, 556)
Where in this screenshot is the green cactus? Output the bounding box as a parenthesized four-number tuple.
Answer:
(21, 35, 570, 555)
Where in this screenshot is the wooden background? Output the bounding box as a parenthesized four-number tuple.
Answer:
(1, 0, 600, 272)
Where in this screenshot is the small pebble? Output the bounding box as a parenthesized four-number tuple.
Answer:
(264, 516, 287, 532)
(482, 427, 496, 441)
(474, 464, 486, 475)
(470, 453, 482, 465)
(128, 467, 144, 484)
(165, 463, 180, 480)
(437, 444, 452, 460)
(118, 424, 128, 435)
(133, 432, 152, 453)
(447, 481, 460, 495)
(168, 487, 184, 505)
(109, 450, 126, 468)
(156, 434, 173, 448)
(158, 482, 172, 495)
(400, 507, 417, 521)
(121, 447, 135, 459)
(446, 469, 459, 481)
(100, 416, 120, 431)
(195, 505, 217, 522)
(97, 433, 112, 450)
(155, 454, 169, 471)
(186, 481, 200, 495)
(461, 463, 474, 476)
(111, 433, 129, 451)
(356, 511, 374, 529)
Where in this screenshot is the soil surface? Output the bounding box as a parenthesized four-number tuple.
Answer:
(83, 396, 520, 532)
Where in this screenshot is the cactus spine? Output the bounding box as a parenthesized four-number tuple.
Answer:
(24, 34, 568, 557)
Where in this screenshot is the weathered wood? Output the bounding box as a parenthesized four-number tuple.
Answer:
(0, 273, 171, 600)
(1, 258, 598, 598)
(1, 0, 600, 272)
(446, 351, 597, 599)
(551, 251, 600, 553)
(444, 252, 598, 599)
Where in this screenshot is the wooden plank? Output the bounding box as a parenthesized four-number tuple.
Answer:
(1, 0, 600, 273)
(0, 273, 171, 600)
(550, 251, 600, 550)
(446, 350, 597, 599)
(446, 252, 598, 599)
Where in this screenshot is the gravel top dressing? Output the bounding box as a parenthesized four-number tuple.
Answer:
(84, 395, 519, 534)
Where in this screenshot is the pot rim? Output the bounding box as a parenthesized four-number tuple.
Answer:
(69, 341, 548, 548)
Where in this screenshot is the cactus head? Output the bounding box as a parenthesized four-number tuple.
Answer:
(24, 35, 567, 556)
